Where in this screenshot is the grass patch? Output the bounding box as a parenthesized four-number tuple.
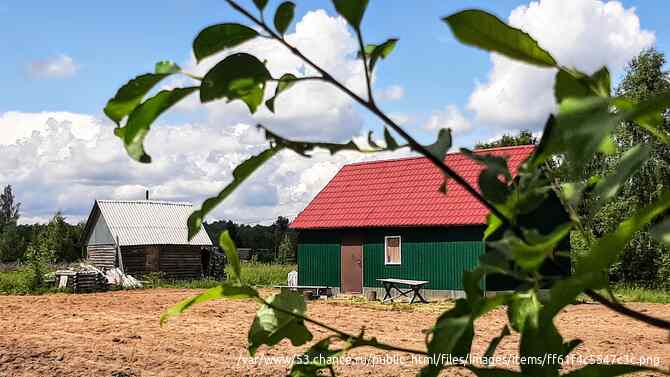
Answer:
(144, 263, 296, 289)
(0, 268, 58, 295)
(609, 285, 670, 304)
(0, 269, 33, 294)
(230, 262, 296, 287)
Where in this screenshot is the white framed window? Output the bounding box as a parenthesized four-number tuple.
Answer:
(384, 236, 401, 265)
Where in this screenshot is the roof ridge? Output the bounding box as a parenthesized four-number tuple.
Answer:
(472, 144, 536, 152)
(96, 199, 194, 206)
(342, 144, 536, 168)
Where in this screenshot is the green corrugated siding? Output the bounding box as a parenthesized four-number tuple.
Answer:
(297, 227, 485, 290)
(297, 230, 341, 286)
(363, 239, 484, 290)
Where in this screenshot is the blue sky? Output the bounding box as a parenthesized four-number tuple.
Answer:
(0, 0, 668, 223)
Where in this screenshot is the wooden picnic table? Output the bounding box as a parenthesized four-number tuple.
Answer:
(377, 278, 429, 304)
(274, 285, 332, 297)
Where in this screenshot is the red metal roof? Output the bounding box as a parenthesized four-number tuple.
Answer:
(290, 145, 535, 229)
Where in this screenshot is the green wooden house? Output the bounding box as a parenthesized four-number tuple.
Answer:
(290, 145, 568, 298)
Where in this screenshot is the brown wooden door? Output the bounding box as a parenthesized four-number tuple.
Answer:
(341, 235, 363, 294)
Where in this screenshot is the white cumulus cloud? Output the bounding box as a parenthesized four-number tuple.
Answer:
(424, 105, 471, 134)
(1, 10, 418, 224)
(27, 54, 78, 78)
(467, 0, 654, 131)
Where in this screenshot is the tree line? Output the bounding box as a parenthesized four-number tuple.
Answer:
(0, 185, 83, 263)
(204, 217, 297, 263)
(0, 184, 296, 265)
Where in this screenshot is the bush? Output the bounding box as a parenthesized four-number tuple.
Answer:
(0, 268, 33, 294)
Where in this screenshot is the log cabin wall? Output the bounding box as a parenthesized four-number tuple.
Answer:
(120, 245, 203, 279)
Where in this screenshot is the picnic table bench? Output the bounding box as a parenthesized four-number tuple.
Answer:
(274, 285, 333, 297)
(377, 278, 429, 304)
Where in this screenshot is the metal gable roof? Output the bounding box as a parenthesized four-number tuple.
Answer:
(290, 145, 535, 229)
(88, 200, 213, 246)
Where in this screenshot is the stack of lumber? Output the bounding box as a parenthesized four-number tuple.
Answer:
(204, 249, 227, 281)
(72, 271, 108, 293)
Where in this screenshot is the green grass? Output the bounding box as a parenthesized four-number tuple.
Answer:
(229, 262, 296, 287)
(143, 262, 296, 289)
(0, 268, 33, 294)
(609, 285, 670, 304)
(0, 268, 59, 295)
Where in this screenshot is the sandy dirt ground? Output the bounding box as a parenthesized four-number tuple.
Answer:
(0, 288, 668, 377)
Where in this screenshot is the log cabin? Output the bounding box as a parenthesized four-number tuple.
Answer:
(81, 200, 213, 279)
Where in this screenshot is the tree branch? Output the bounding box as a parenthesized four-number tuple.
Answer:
(354, 28, 374, 105)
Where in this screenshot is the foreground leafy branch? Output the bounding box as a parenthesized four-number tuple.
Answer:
(107, 1, 670, 376)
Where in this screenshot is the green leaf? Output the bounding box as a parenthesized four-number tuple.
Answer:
(274, 2, 295, 35)
(332, 0, 369, 29)
(265, 73, 297, 113)
(650, 217, 670, 246)
(114, 87, 197, 163)
(551, 97, 617, 173)
(506, 291, 540, 333)
(554, 67, 610, 103)
(461, 148, 512, 181)
(483, 214, 504, 240)
(424, 128, 452, 160)
(508, 290, 565, 377)
(489, 223, 572, 271)
(155, 60, 181, 74)
(290, 336, 352, 377)
(252, 0, 268, 11)
(483, 325, 510, 364)
(423, 300, 472, 376)
(592, 144, 652, 209)
(444, 9, 556, 67)
(479, 169, 510, 204)
(248, 290, 313, 356)
(188, 148, 279, 240)
(193, 24, 258, 62)
(461, 148, 513, 204)
(219, 230, 241, 284)
(104, 73, 172, 124)
(562, 364, 660, 377)
(560, 181, 587, 208)
(519, 313, 564, 377)
(160, 283, 258, 325)
(200, 53, 272, 113)
(384, 127, 400, 150)
(423, 293, 509, 377)
(361, 38, 398, 72)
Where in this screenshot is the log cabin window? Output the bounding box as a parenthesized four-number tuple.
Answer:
(384, 236, 401, 265)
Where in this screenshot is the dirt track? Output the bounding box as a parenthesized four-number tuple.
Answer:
(0, 289, 668, 377)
